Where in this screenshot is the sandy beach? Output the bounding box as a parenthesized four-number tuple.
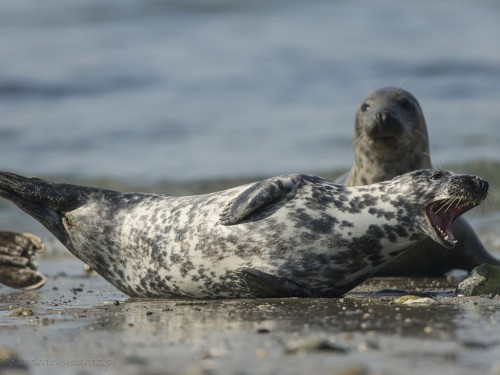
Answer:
(1, 256, 499, 375)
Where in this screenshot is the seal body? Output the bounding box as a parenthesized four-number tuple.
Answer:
(337, 87, 499, 276)
(0, 169, 487, 298)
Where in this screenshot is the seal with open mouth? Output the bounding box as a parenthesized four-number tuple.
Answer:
(0, 169, 488, 298)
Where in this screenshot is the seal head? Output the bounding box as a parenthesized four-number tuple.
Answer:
(340, 87, 431, 186)
(406, 170, 488, 249)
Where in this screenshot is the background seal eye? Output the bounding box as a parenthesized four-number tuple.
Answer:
(360, 102, 370, 112)
(429, 171, 445, 180)
(399, 98, 413, 111)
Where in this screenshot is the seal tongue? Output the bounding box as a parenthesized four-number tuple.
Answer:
(426, 200, 475, 246)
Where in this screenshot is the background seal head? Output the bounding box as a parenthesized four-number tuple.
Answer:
(340, 87, 432, 186)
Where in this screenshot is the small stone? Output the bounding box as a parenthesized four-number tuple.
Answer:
(393, 295, 420, 303)
(402, 297, 436, 305)
(457, 264, 500, 296)
(83, 264, 95, 274)
(285, 337, 348, 354)
(334, 365, 368, 375)
(394, 295, 436, 305)
(10, 307, 34, 317)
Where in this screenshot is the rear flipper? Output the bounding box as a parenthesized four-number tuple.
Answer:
(237, 268, 316, 298)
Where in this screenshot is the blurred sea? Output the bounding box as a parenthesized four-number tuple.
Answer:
(0, 0, 499, 253)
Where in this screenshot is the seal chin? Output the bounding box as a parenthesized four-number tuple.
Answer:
(370, 136, 399, 150)
(425, 199, 479, 249)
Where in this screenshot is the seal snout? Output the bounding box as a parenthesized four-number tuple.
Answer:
(368, 110, 404, 142)
(451, 175, 489, 202)
(472, 176, 489, 199)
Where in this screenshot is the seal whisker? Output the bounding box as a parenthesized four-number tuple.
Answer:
(444, 196, 460, 213)
(435, 198, 450, 214)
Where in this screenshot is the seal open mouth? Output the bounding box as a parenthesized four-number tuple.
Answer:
(425, 199, 478, 248)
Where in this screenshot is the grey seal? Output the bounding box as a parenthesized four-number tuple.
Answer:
(0, 231, 46, 290)
(0, 169, 487, 298)
(337, 87, 499, 276)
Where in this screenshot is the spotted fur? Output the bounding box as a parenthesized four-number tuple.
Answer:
(0, 169, 488, 298)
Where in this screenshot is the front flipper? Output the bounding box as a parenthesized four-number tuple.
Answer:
(237, 268, 316, 298)
(220, 175, 301, 225)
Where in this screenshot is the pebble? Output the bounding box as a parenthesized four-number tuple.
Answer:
(457, 264, 500, 296)
(393, 295, 436, 305)
(10, 307, 34, 317)
(285, 337, 348, 354)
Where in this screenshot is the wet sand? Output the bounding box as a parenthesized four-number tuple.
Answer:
(1, 258, 500, 375)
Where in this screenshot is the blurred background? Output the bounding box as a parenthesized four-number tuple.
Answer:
(0, 0, 499, 250)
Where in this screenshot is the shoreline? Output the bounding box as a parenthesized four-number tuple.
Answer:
(1, 258, 500, 375)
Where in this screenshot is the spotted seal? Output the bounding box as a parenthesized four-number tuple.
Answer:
(337, 87, 499, 276)
(0, 169, 488, 298)
(0, 231, 46, 290)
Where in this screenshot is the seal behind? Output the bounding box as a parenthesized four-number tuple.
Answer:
(337, 87, 500, 276)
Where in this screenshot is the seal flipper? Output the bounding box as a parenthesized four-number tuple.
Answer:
(237, 268, 316, 298)
(220, 175, 301, 225)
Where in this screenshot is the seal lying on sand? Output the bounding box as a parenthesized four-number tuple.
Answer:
(0, 169, 487, 298)
(337, 87, 499, 276)
(0, 231, 46, 290)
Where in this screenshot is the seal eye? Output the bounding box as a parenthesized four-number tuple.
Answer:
(429, 171, 445, 180)
(361, 103, 370, 112)
(399, 98, 413, 111)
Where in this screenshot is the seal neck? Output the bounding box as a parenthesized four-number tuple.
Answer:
(347, 149, 432, 186)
